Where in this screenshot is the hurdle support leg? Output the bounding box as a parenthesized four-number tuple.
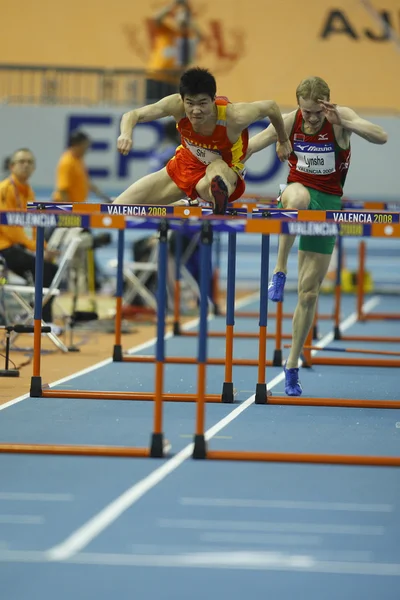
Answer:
(30, 225, 45, 398)
(173, 229, 183, 336)
(212, 231, 222, 316)
(272, 300, 283, 366)
(333, 236, 343, 340)
(221, 231, 236, 403)
(193, 223, 213, 459)
(312, 298, 319, 341)
(112, 228, 125, 362)
(150, 220, 169, 458)
(357, 240, 366, 322)
(255, 234, 270, 404)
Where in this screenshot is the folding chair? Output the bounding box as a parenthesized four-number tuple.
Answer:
(2, 227, 92, 352)
(107, 235, 160, 311)
(108, 230, 214, 316)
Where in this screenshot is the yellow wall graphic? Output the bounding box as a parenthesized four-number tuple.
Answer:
(1, 0, 399, 109)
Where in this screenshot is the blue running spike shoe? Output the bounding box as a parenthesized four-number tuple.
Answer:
(284, 364, 303, 396)
(268, 271, 286, 302)
(211, 175, 229, 215)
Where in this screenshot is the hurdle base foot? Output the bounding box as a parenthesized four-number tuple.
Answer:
(300, 354, 312, 369)
(193, 434, 207, 459)
(30, 376, 42, 397)
(0, 369, 19, 378)
(221, 382, 234, 403)
(113, 344, 123, 362)
(67, 346, 80, 353)
(213, 303, 221, 316)
(173, 322, 181, 336)
(255, 383, 268, 405)
(334, 326, 341, 340)
(272, 350, 282, 367)
(150, 433, 164, 458)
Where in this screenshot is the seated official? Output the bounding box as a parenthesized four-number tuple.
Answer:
(0, 148, 59, 325)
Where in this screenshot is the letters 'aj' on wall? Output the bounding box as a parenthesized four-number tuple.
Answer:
(1, 0, 399, 110)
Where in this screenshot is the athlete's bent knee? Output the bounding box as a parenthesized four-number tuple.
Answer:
(282, 183, 310, 210)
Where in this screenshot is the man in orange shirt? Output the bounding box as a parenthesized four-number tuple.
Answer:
(53, 131, 109, 203)
(0, 149, 59, 324)
(146, 0, 202, 102)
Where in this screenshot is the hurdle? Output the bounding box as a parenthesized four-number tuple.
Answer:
(26, 203, 279, 394)
(356, 240, 400, 323)
(2, 208, 400, 463)
(171, 224, 290, 370)
(323, 238, 400, 348)
(98, 204, 279, 370)
(0, 210, 156, 458)
(227, 200, 399, 327)
(190, 214, 400, 465)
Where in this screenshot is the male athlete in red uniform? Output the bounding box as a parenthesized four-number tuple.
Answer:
(115, 67, 292, 213)
(246, 76, 388, 396)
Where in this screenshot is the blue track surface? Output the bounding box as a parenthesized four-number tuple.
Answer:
(0, 292, 399, 600)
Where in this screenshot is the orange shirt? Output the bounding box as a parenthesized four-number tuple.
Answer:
(53, 149, 89, 203)
(147, 19, 196, 83)
(0, 176, 37, 252)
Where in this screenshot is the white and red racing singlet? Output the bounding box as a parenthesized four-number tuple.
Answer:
(287, 109, 351, 196)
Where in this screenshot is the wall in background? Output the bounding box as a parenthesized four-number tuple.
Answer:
(0, 106, 397, 200)
(1, 0, 399, 109)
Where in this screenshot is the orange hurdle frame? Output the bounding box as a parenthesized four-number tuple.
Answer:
(0, 212, 159, 459)
(330, 240, 400, 347)
(170, 228, 289, 368)
(118, 224, 278, 370)
(39, 219, 222, 406)
(2, 208, 400, 464)
(357, 240, 400, 323)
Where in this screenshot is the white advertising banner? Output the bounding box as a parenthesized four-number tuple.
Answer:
(0, 106, 397, 201)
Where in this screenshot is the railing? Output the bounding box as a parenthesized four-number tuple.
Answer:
(0, 64, 399, 115)
(0, 64, 183, 106)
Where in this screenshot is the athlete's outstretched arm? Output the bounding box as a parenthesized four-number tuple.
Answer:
(118, 94, 183, 155)
(319, 101, 388, 144)
(231, 100, 292, 161)
(245, 112, 295, 161)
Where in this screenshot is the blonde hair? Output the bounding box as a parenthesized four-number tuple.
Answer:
(296, 77, 330, 103)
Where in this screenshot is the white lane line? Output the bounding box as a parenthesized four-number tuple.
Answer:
(0, 515, 44, 525)
(45, 295, 381, 562)
(1, 549, 400, 576)
(180, 498, 393, 513)
(158, 518, 384, 536)
(0, 493, 74, 502)
(200, 532, 321, 546)
(0, 291, 261, 411)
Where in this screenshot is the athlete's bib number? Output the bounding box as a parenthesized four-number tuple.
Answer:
(185, 140, 221, 166)
(294, 141, 335, 176)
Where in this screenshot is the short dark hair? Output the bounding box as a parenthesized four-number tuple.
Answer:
(179, 67, 216, 100)
(68, 130, 90, 148)
(3, 156, 11, 172)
